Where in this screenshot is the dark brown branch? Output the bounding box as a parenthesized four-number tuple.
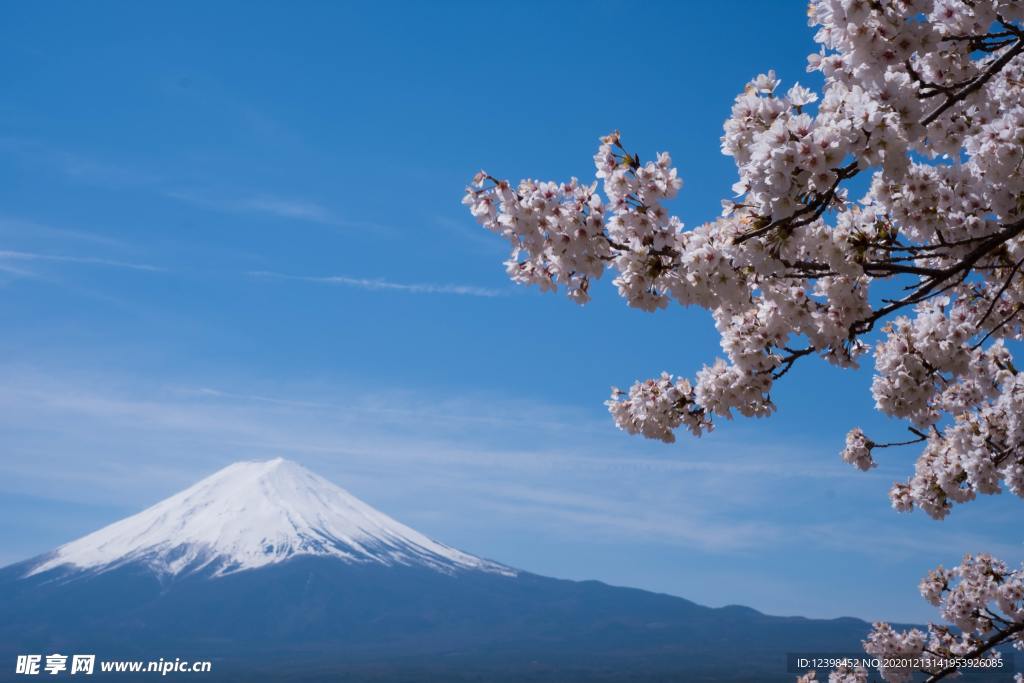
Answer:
(851, 217, 1024, 336)
(873, 427, 929, 449)
(925, 620, 1024, 682)
(921, 37, 1024, 126)
(972, 303, 1023, 350)
(733, 163, 859, 245)
(771, 346, 815, 379)
(977, 254, 1024, 328)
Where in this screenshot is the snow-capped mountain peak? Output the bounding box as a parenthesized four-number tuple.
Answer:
(28, 458, 512, 578)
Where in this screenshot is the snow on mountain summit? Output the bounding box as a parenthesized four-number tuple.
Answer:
(28, 458, 513, 578)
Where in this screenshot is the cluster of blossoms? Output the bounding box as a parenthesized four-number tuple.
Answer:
(466, 1, 1024, 679)
(464, 173, 610, 304)
(840, 427, 875, 471)
(606, 372, 710, 443)
(864, 554, 1024, 683)
(798, 661, 868, 683)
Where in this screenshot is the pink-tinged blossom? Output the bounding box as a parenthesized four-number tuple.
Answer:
(840, 428, 875, 471)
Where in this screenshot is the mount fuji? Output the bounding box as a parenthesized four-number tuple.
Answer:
(1, 459, 878, 682)
(26, 458, 512, 579)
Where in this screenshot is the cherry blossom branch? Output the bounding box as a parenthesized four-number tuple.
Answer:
(466, 9, 1024, 679)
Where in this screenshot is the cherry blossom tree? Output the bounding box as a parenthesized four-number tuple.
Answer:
(464, 1, 1024, 680)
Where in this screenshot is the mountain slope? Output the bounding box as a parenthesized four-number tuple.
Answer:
(0, 558, 875, 682)
(0, 459, 878, 682)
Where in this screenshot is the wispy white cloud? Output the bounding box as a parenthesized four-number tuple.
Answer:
(0, 262, 38, 279)
(1, 368, 1019, 622)
(0, 249, 165, 272)
(1, 369, 1010, 564)
(165, 190, 338, 225)
(1, 137, 351, 229)
(249, 270, 504, 297)
(0, 217, 128, 250)
(0, 369, 806, 521)
(0, 137, 160, 188)
(463, 483, 781, 552)
(167, 190, 400, 232)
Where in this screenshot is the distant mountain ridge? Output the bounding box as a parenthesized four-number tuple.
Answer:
(1, 459, 881, 682)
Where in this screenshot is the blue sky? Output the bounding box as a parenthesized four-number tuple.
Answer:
(0, 1, 1020, 623)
